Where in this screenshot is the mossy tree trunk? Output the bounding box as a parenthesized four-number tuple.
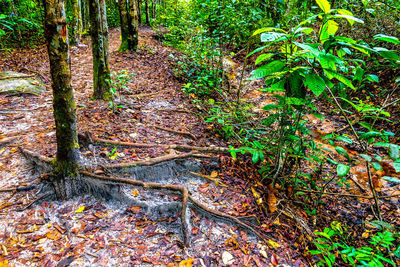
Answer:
(118, 0, 138, 52)
(89, 0, 111, 100)
(137, 0, 142, 25)
(70, 0, 83, 45)
(127, 0, 139, 51)
(43, 0, 80, 200)
(145, 0, 150, 25)
(118, 0, 130, 51)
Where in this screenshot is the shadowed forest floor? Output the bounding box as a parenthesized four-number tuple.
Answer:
(0, 27, 298, 266)
(1, 26, 399, 266)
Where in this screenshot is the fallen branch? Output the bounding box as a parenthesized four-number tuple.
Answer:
(80, 171, 268, 245)
(0, 185, 36, 193)
(80, 132, 230, 153)
(148, 124, 197, 140)
(103, 152, 216, 169)
(17, 193, 51, 211)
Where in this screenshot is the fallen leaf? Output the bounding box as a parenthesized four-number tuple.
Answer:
(132, 189, 139, 197)
(46, 230, 62, 240)
(75, 206, 85, 213)
(179, 258, 194, 267)
(267, 239, 280, 248)
(210, 171, 218, 178)
(270, 254, 279, 265)
(222, 251, 235, 265)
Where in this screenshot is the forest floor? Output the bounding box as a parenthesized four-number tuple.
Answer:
(0, 27, 298, 266)
(1, 26, 399, 267)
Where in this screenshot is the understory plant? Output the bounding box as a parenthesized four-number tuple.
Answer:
(105, 70, 135, 112)
(309, 220, 399, 266)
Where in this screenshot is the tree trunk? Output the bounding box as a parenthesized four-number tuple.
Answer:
(145, 0, 150, 25)
(71, 0, 83, 45)
(118, 0, 130, 51)
(137, 0, 142, 25)
(89, 0, 111, 100)
(82, 0, 90, 31)
(43, 0, 80, 200)
(127, 0, 139, 51)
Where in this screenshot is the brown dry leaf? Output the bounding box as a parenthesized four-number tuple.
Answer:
(129, 206, 141, 212)
(224, 237, 239, 249)
(210, 171, 218, 178)
(267, 184, 277, 213)
(46, 230, 62, 240)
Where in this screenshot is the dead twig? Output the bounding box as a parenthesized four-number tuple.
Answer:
(297, 189, 400, 199)
(190, 172, 228, 187)
(17, 193, 51, 211)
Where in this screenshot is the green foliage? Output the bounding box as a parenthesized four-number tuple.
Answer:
(310, 221, 398, 267)
(105, 70, 135, 112)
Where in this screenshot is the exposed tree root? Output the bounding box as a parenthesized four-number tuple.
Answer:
(103, 152, 216, 169)
(80, 171, 269, 246)
(0, 185, 36, 193)
(0, 136, 18, 145)
(148, 124, 197, 140)
(190, 172, 228, 187)
(79, 132, 230, 153)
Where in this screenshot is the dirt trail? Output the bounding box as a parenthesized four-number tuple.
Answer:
(0, 27, 297, 266)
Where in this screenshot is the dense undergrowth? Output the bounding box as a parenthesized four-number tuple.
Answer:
(154, 0, 400, 265)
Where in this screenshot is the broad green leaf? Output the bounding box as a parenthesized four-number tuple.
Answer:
(252, 27, 286, 36)
(294, 42, 321, 57)
(294, 27, 314, 34)
(372, 142, 390, 148)
(360, 154, 372, 162)
(320, 20, 338, 43)
(261, 32, 287, 43)
(304, 73, 326, 97)
(316, 0, 331, 13)
(389, 144, 399, 161)
(366, 74, 379, 83)
(247, 45, 267, 58)
(337, 164, 350, 177)
(371, 162, 382, 171)
(394, 162, 400, 173)
(359, 131, 383, 140)
(332, 14, 364, 25)
(374, 34, 400, 45)
(255, 53, 274, 65)
(381, 176, 400, 184)
(263, 104, 280, 111)
(324, 70, 355, 90)
(336, 136, 353, 144)
(249, 60, 285, 80)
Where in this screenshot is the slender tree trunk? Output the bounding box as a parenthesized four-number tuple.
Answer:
(152, 0, 156, 19)
(89, 0, 111, 100)
(118, 0, 130, 51)
(43, 0, 80, 200)
(127, 0, 139, 51)
(83, 0, 90, 31)
(145, 0, 150, 25)
(71, 0, 83, 45)
(137, 0, 142, 25)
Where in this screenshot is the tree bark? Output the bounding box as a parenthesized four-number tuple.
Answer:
(71, 0, 83, 45)
(137, 0, 142, 25)
(145, 0, 150, 25)
(89, 0, 111, 100)
(43, 0, 80, 199)
(117, 0, 130, 51)
(127, 0, 139, 51)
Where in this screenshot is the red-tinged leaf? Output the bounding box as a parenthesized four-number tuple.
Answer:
(191, 227, 199, 235)
(129, 206, 141, 212)
(270, 254, 279, 265)
(198, 186, 209, 193)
